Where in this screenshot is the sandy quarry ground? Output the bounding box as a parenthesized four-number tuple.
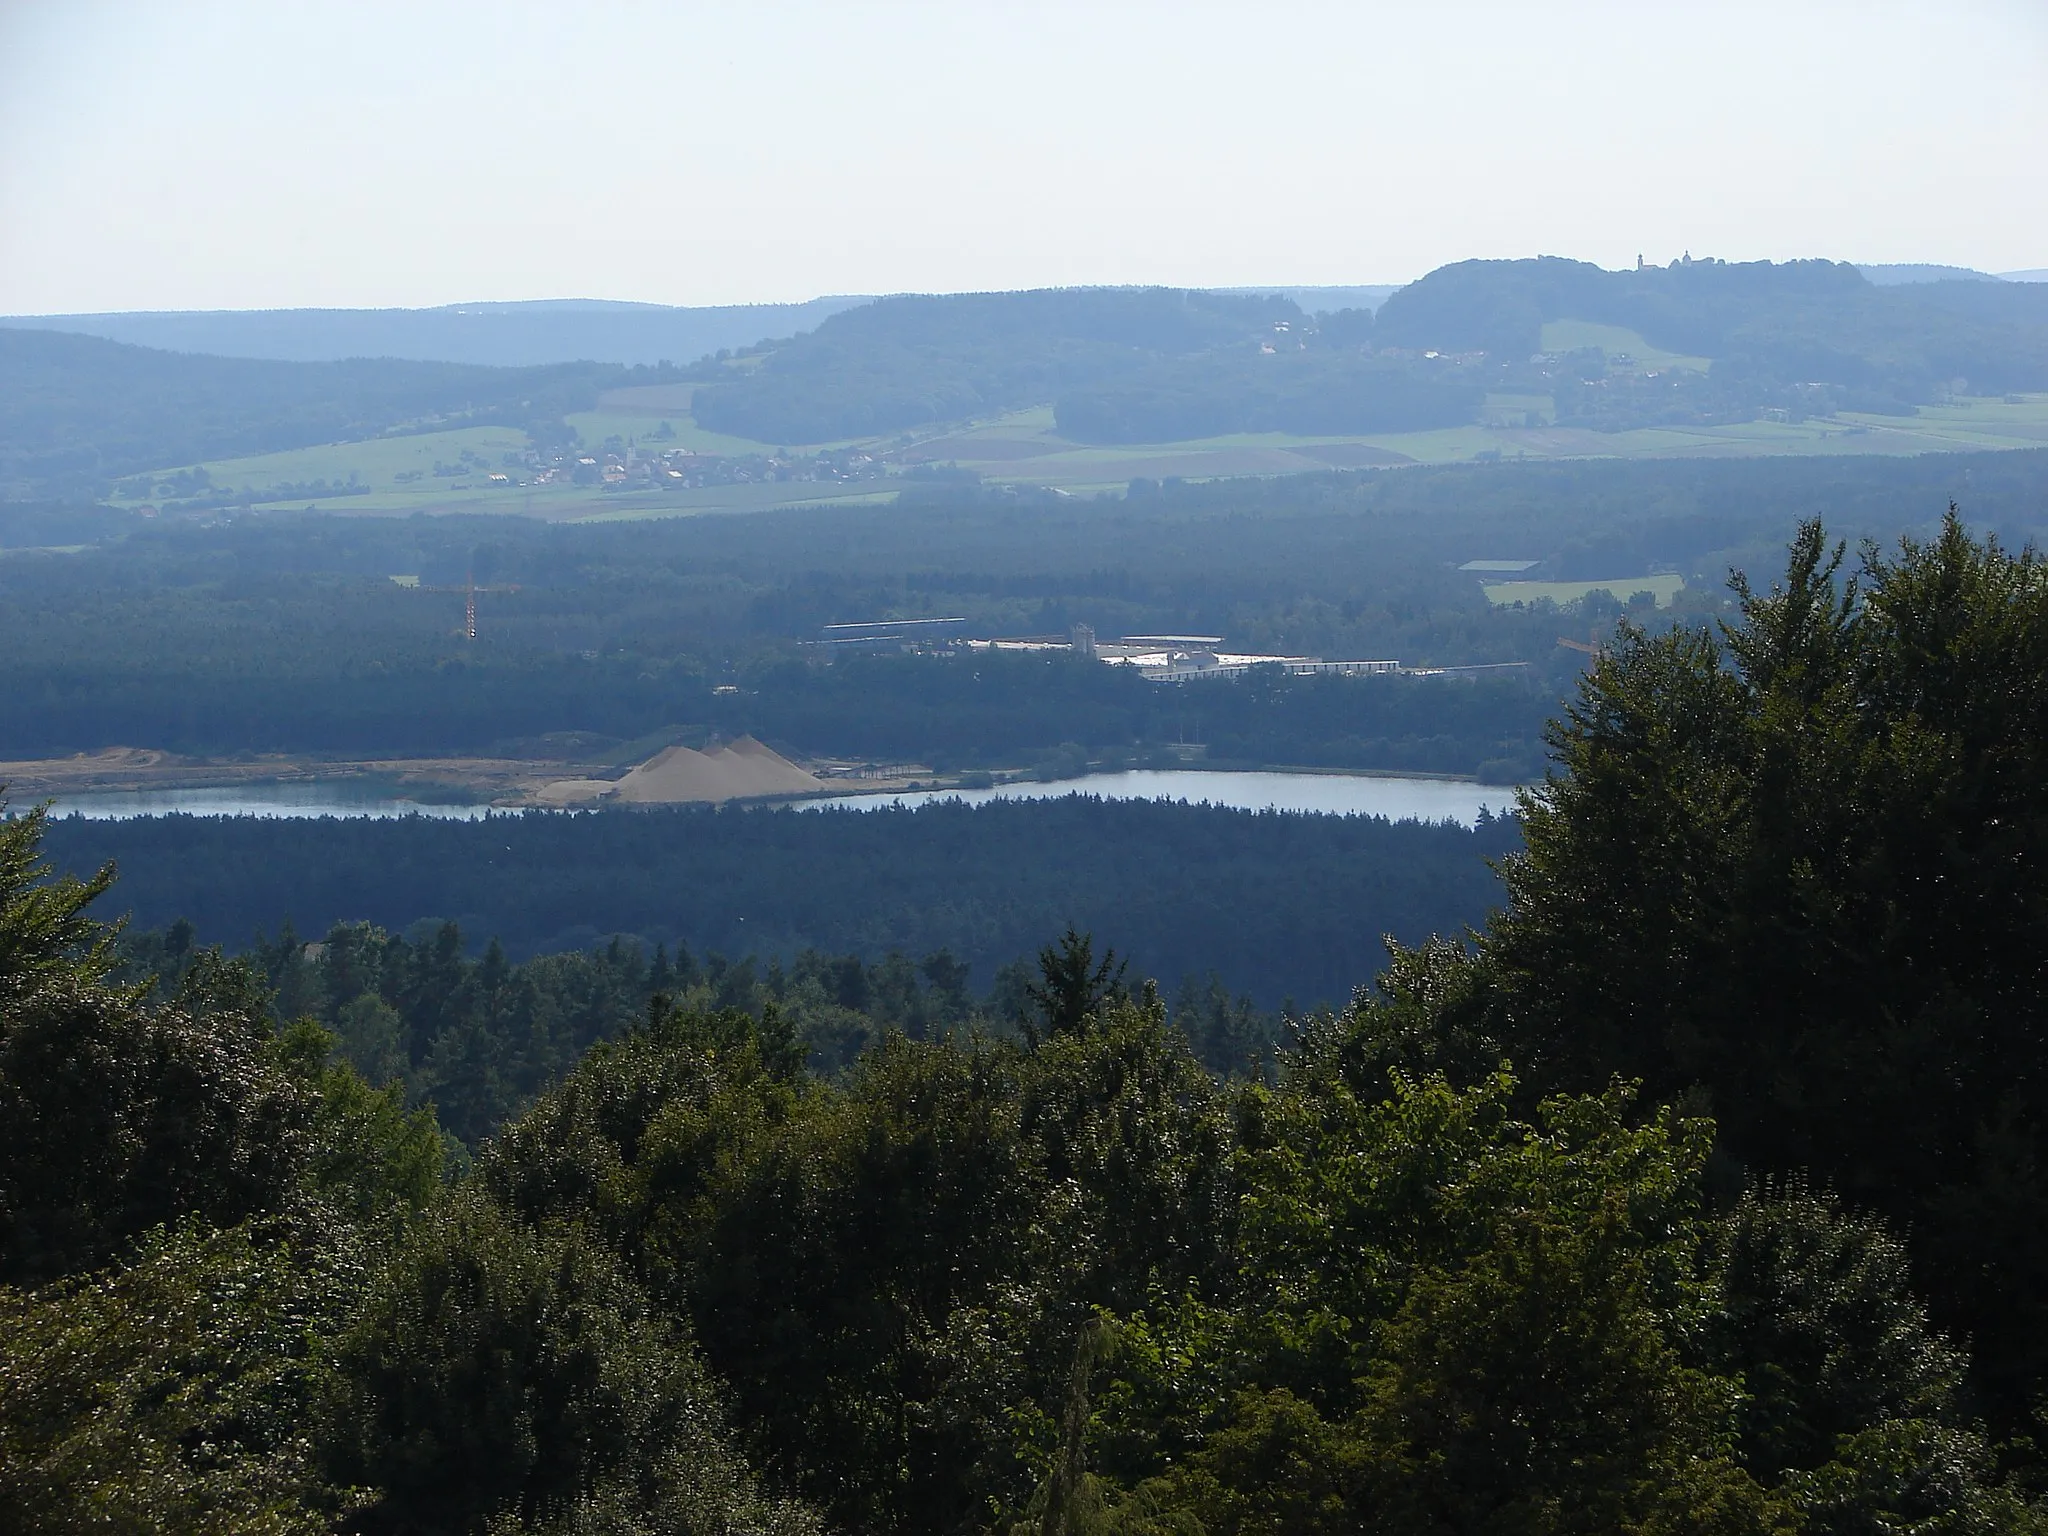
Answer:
(0, 747, 604, 803)
(0, 746, 943, 807)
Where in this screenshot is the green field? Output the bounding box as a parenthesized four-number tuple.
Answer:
(571, 487, 899, 523)
(566, 384, 784, 456)
(912, 395, 2048, 489)
(1483, 574, 1686, 608)
(110, 387, 2048, 523)
(118, 426, 533, 501)
(878, 395, 2048, 489)
(109, 418, 883, 521)
(1538, 319, 1712, 371)
(274, 477, 884, 521)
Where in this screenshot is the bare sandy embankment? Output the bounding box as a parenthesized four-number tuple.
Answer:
(0, 739, 936, 811)
(0, 747, 589, 804)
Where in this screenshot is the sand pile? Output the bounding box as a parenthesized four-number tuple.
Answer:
(608, 736, 824, 805)
(531, 777, 614, 806)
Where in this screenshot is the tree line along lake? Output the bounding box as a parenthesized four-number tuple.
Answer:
(35, 768, 1523, 828)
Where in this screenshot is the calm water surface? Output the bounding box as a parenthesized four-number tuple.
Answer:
(37, 770, 1524, 827)
(42, 782, 495, 821)
(804, 770, 1523, 826)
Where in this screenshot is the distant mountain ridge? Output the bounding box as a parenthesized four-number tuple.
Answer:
(1856, 263, 2001, 285)
(692, 262, 2048, 444)
(0, 289, 1410, 374)
(7, 259, 2047, 499)
(0, 326, 637, 498)
(1852, 264, 2048, 285)
(1372, 256, 2048, 404)
(0, 296, 871, 369)
(681, 286, 1474, 445)
(1214, 284, 1403, 312)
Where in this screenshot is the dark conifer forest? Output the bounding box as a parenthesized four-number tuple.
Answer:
(7, 516, 2048, 1534)
(47, 797, 1521, 1005)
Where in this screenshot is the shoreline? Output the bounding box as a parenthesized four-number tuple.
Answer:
(0, 749, 1497, 803)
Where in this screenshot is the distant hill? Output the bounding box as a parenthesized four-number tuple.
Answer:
(0, 327, 633, 498)
(690, 263, 2048, 446)
(10, 264, 2047, 499)
(1215, 284, 1403, 312)
(695, 287, 1284, 441)
(690, 286, 1470, 445)
(0, 296, 870, 369)
(1373, 257, 2048, 410)
(1900, 278, 2048, 333)
(1856, 263, 2000, 285)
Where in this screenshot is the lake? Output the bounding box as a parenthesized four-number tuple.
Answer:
(38, 781, 497, 821)
(35, 770, 1525, 827)
(804, 770, 1523, 826)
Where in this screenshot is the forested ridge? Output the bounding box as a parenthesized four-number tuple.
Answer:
(0, 296, 867, 370)
(689, 287, 1481, 445)
(12, 259, 2041, 503)
(43, 796, 1523, 1007)
(0, 328, 670, 499)
(7, 450, 2046, 774)
(6, 515, 2048, 1533)
(1375, 257, 2048, 402)
(695, 264, 2048, 442)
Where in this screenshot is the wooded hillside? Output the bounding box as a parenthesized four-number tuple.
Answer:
(6, 520, 2048, 1533)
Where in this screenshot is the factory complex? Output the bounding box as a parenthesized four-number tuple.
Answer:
(812, 620, 1520, 684)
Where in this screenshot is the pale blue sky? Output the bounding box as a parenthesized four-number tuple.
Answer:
(2, 0, 2043, 313)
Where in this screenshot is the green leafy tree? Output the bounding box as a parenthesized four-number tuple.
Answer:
(1007, 1316, 1198, 1536)
(1704, 1182, 2041, 1534)
(1115, 1065, 1793, 1535)
(323, 1191, 812, 1536)
(1707, 1181, 1969, 1481)
(0, 794, 457, 1531)
(0, 960, 312, 1286)
(1480, 512, 2048, 1424)
(0, 1218, 356, 1536)
(1, 796, 328, 1284)
(271, 1017, 447, 1221)
(480, 986, 1233, 1536)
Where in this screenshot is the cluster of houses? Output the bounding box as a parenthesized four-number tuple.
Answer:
(517, 441, 886, 493)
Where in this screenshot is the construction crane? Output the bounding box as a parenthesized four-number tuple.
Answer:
(1557, 626, 1604, 659)
(417, 572, 521, 639)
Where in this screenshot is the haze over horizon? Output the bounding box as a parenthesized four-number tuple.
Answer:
(13, 264, 2048, 324)
(3, 0, 2044, 316)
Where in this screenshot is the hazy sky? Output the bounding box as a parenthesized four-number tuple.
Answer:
(2, 0, 2044, 314)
